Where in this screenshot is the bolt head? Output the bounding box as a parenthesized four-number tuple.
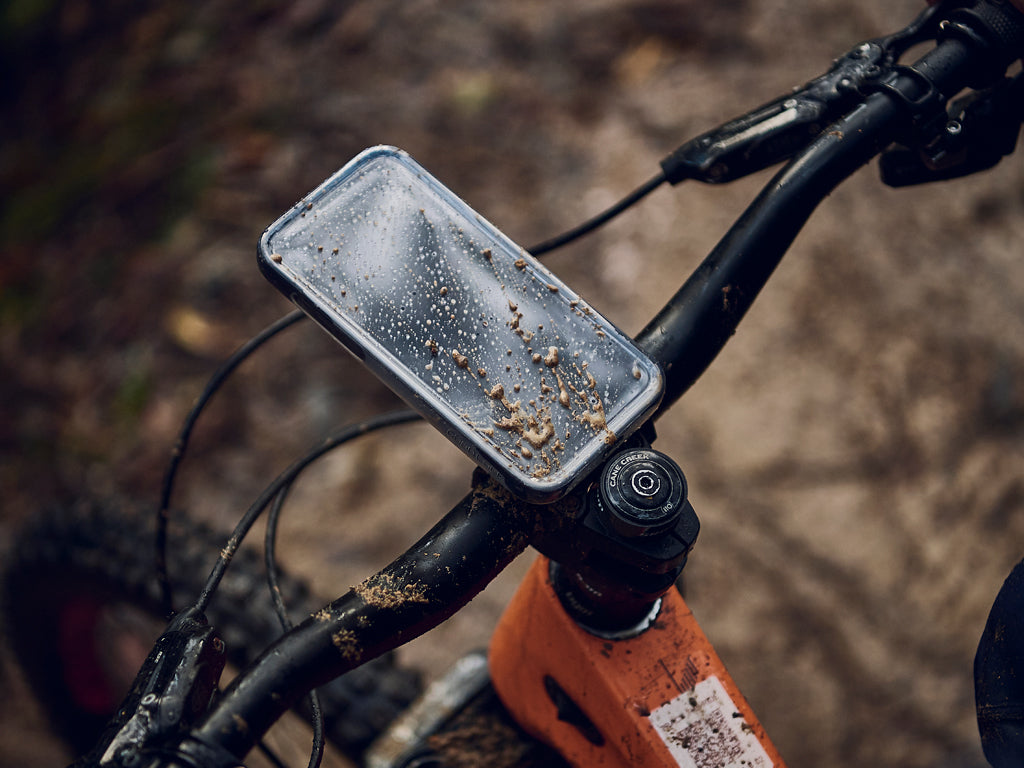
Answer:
(598, 449, 686, 537)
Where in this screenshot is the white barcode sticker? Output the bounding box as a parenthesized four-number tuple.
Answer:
(650, 675, 773, 768)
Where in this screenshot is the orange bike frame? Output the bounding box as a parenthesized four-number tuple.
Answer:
(490, 555, 786, 767)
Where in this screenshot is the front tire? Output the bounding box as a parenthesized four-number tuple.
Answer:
(2, 500, 422, 761)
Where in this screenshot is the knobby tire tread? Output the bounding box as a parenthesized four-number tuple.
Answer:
(1, 499, 422, 762)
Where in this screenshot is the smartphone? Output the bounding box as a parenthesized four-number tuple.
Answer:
(258, 146, 663, 503)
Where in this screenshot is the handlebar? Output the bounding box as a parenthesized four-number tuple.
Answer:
(657, 1, 944, 186)
(192, 471, 554, 758)
(640, 1, 1024, 410)
(117, 1, 1024, 764)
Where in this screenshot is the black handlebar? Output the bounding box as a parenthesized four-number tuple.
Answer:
(191, 471, 547, 759)
(640, 1, 1024, 411)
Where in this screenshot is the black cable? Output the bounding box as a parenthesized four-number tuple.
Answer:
(192, 408, 422, 615)
(256, 741, 290, 768)
(527, 171, 668, 257)
(193, 409, 422, 767)
(155, 309, 308, 616)
(266, 485, 325, 768)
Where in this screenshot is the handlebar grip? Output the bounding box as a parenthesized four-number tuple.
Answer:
(943, 0, 1024, 80)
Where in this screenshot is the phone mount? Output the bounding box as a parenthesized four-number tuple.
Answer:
(258, 146, 664, 504)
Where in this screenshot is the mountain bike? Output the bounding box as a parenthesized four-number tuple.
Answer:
(5, 1, 1024, 766)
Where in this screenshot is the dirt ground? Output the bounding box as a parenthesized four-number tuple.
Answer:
(3, 1, 1024, 766)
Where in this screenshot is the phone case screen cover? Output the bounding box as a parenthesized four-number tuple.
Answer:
(259, 146, 663, 502)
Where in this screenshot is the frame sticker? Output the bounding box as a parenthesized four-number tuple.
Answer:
(650, 675, 773, 768)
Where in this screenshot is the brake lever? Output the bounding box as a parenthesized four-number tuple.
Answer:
(659, 1, 963, 186)
(881, 73, 1024, 186)
(70, 608, 227, 768)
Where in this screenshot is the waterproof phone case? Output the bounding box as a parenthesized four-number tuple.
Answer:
(258, 146, 663, 503)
